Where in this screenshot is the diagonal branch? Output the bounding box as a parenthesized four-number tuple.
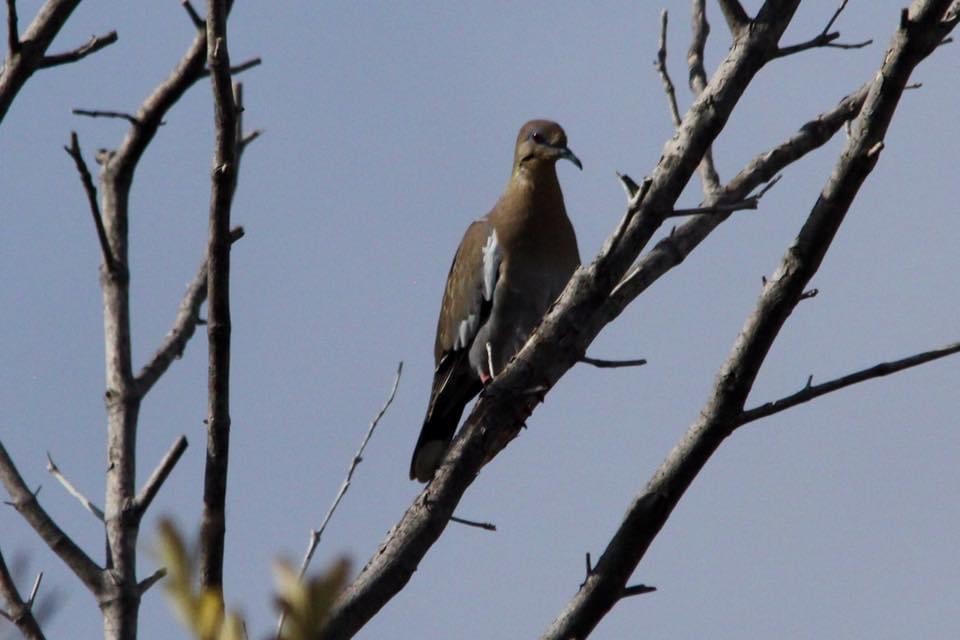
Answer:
(45, 453, 104, 521)
(542, 3, 958, 637)
(133, 435, 188, 520)
(63, 132, 116, 273)
(36, 30, 117, 68)
(735, 341, 960, 427)
(0, 442, 103, 596)
(6, 0, 19, 54)
(716, 0, 749, 36)
(135, 226, 244, 396)
(0, 548, 46, 640)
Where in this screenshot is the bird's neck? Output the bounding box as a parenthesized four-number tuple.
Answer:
(507, 162, 564, 217)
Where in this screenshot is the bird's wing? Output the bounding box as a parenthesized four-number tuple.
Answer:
(434, 218, 501, 363)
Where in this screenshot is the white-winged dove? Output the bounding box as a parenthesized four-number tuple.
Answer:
(410, 120, 582, 482)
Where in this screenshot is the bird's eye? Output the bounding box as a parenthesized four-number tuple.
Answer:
(531, 131, 543, 143)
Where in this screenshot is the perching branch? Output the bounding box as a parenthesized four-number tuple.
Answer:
(0, 548, 46, 640)
(0, 442, 103, 596)
(735, 341, 960, 427)
(45, 453, 104, 522)
(198, 0, 237, 593)
(278, 362, 403, 638)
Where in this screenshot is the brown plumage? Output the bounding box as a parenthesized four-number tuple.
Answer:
(410, 120, 581, 482)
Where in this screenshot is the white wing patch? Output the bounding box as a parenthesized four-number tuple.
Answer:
(452, 228, 500, 353)
(481, 229, 500, 301)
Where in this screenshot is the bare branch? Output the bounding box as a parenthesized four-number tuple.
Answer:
(736, 341, 960, 426)
(543, 6, 958, 637)
(6, 0, 19, 54)
(63, 132, 116, 273)
(579, 356, 647, 369)
(135, 226, 244, 396)
(654, 10, 682, 128)
(449, 515, 497, 531)
(198, 55, 261, 78)
(136, 568, 166, 596)
(688, 0, 721, 194)
(72, 108, 140, 126)
(133, 435, 188, 518)
(716, 0, 749, 36)
(278, 362, 403, 638)
(621, 584, 657, 598)
(0, 0, 117, 124)
(45, 453, 104, 522)
(181, 0, 204, 29)
(36, 30, 118, 69)
(0, 442, 103, 595)
(0, 549, 45, 640)
(774, 0, 872, 58)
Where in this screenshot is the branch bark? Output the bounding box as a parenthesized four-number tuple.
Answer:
(0, 548, 46, 640)
(198, 0, 236, 592)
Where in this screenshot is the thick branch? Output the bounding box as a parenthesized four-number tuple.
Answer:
(543, 3, 957, 637)
(6, 0, 19, 54)
(716, 0, 749, 36)
(0, 442, 103, 595)
(0, 549, 46, 640)
(198, 0, 236, 592)
(735, 341, 960, 427)
(319, 5, 805, 637)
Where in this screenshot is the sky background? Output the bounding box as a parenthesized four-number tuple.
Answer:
(2, 1, 959, 638)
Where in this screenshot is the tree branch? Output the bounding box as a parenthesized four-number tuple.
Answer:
(198, 0, 236, 593)
(133, 435, 188, 519)
(0, 442, 103, 596)
(688, 0, 721, 194)
(319, 5, 807, 637)
(579, 356, 647, 369)
(278, 363, 402, 638)
(774, 0, 873, 58)
(45, 453, 104, 522)
(0, 548, 46, 640)
(542, 3, 957, 636)
(135, 226, 244, 396)
(735, 341, 960, 427)
(36, 30, 118, 69)
(654, 9, 681, 128)
(0, 0, 117, 124)
(71, 109, 140, 126)
(63, 132, 116, 274)
(716, 0, 749, 37)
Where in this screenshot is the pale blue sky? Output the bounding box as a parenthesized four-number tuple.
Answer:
(2, 2, 959, 639)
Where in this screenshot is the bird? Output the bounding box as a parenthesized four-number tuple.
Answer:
(409, 119, 582, 482)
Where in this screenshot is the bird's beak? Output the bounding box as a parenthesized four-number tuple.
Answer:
(558, 147, 583, 170)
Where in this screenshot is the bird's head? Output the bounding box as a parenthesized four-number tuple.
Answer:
(513, 119, 582, 174)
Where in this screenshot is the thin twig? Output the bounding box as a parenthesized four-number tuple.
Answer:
(654, 10, 682, 128)
(735, 341, 960, 427)
(449, 515, 497, 531)
(36, 31, 118, 69)
(6, 0, 19, 54)
(199, 56, 262, 78)
(579, 356, 647, 369)
(63, 132, 116, 273)
(133, 435, 188, 518)
(136, 568, 166, 596)
(774, 0, 872, 58)
(621, 584, 657, 597)
(278, 362, 403, 638)
(45, 452, 104, 521)
(72, 108, 140, 126)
